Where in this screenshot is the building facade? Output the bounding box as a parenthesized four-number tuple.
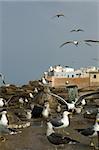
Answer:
(45, 65, 99, 88)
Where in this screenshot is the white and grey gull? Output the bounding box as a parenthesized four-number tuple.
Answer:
(75, 112, 99, 147)
(46, 122, 79, 149)
(49, 111, 71, 130)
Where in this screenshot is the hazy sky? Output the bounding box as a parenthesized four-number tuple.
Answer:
(0, 0, 99, 85)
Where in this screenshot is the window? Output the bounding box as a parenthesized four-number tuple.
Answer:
(93, 74, 96, 78)
(67, 75, 69, 78)
(72, 75, 74, 78)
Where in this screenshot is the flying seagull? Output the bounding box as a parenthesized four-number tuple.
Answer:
(84, 40, 99, 43)
(60, 41, 79, 47)
(84, 40, 99, 46)
(59, 40, 92, 48)
(92, 58, 99, 61)
(52, 13, 65, 18)
(49, 92, 77, 111)
(70, 29, 84, 32)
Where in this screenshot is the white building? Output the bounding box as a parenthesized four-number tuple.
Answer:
(46, 65, 99, 78)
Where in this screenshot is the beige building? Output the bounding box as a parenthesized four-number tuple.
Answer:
(47, 76, 89, 88)
(89, 71, 99, 86)
(47, 72, 99, 88)
(46, 65, 99, 88)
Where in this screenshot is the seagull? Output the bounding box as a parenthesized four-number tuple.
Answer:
(34, 87, 38, 93)
(25, 109, 32, 120)
(70, 28, 84, 32)
(31, 104, 43, 118)
(92, 58, 99, 62)
(83, 108, 99, 120)
(42, 77, 49, 85)
(0, 124, 18, 135)
(0, 110, 8, 126)
(49, 92, 77, 112)
(60, 40, 79, 47)
(47, 122, 79, 148)
(49, 111, 71, 129)
(84, 40, 99, 43)
(39, 77, 52, 85)
(59, 40, 92, 48)
(75, 91, 99, 107)
(74, 106, 83, 114)
(29, 92, 34, 99)
(0, 124, 21, 142)
(24, 98, 28, 103)
(81, 98, 86, 106)
(52, 13, 65, 18)
(75, 113, 99, 147)
(0, 98, 6, 107)
(56, 103, 61, 113)
(31, 102, 50, 119)
(42, 102, 50, 119)
(0, 73, 6, 85)
(84, 40, 99, 46)
(19, 97, 24, 105)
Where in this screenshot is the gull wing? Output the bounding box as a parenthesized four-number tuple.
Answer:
(84, 40, 99, 43)
(75, 91, 99, 106)
(70, 29, 76, 32)
(77, 29, 84, 32)
(85, 42, 92, 46)
(75, 126, 94, 137)
(60, 41, 73, 48)
(50, 118, 63, 127)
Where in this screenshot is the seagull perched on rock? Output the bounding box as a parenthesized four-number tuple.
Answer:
(0, 124, 21, 142)
(31, 102, 50, 119)
(42, 102, 50, 119)
(29, 92, 34, 99)
(34, 87, 38, 93)
(80, 98, 86, 106)
(75, 113, 99, 147)
(0, 110, 8, 126)
(70, 28, 84, 32)
(0, 98, 6, 107)
(47, 122, 79, 148)
(15, 109, 32, 121)
(39, 77, 52, 86)
(56, 103, 61, 113)
(83, 108, 99, 120)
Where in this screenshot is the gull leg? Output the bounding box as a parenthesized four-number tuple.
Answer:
(90, 141, 94, 147)
(63, 129, 70, 135)
(94, 132, 99, 150)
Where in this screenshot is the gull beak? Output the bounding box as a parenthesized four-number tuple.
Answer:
(69, 112, 73, 118)
(96, 119, 99, 124)
(69, 112, 72, 115)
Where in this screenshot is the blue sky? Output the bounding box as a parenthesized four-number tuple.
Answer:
(0, 0, 99, 85)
